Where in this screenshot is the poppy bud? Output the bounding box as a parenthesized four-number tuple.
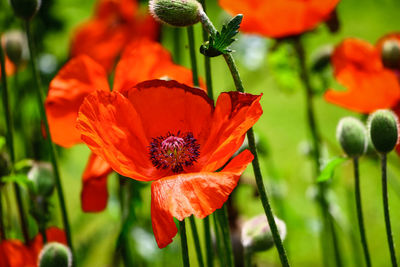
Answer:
(336, 117, 368, 158)
(381, 39, 400, 70)
(241, 215, 286, 253)
(9, 0, 41, 20)
(4, 30, 27, 67)
(27, 162, 55, 198)
(38, 242, 72, 267)
(149, 0, 203, 27)
(368, 110, 399, 153)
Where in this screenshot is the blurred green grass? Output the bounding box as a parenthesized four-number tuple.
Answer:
(2, 0, 400, 266)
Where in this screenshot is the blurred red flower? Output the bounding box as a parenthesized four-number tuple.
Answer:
(0, 227, 66, 267)
(76, 80, 262, 248)
(45, 39, 201, 212)
(70, 0, 159, 72)
(0, 56, 16, 79)
(324, 37, 400, 113)
(218, 0, 340, 38)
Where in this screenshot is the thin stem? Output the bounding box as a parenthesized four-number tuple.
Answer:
(293, 36, 342, 267)
(199, 11, 290, 267)
(187, 26, 200, 86)
(173, 28, 182, 64)
(179, 219, 190, 267)
(213, 213, 225, 267)
(199, 0, 214, 100)
(189, 216, 205, 267)
(0, 187, 5, 240)
(0, 36, 29, 244)
(381, 153, 398, 267)
(203, 216, 213, 267)
(217, 205, 234, 267)
(328, 214, 343, 267)
(40, 224, 48, 244)
(25, 21, 74, 255)
(353, 157, 372, 267)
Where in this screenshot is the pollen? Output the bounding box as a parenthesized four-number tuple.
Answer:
(149, 131, 200, 173)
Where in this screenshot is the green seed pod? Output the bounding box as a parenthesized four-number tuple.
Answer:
(381, 40, 400, 70)
(336, 117, 368, 158)
(27, 162, 55, 198)
(9, 0, 41, 20)
(149, 0, 203, 27)
(368, 110, 399, 153)
(241, 215, 286, 253)
(4, 30, 27, 67)
(39, 242, 72, 267)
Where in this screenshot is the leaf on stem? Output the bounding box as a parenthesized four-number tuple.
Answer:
(200, 14, 243, 57)
(317, 157, 348, 183)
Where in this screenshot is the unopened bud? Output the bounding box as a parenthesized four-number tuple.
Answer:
(9, 0, 42, 20)
(311, 45, 334, 72)
(27, 162, 55, 197)
(38, 242, 72, 267)
(368, 110, 399, 153)
(336, 117, 368, 158)
(241, 215, 286, 253)
(4, 30, 27, 67)
(149, 0, 203, 27)
(381, 39, 400, 70)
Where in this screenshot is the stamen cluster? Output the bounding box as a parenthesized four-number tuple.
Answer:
(149, 131, 200, 173)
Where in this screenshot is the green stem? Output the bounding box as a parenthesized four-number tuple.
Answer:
(217, 205, 234, 267)
(40, 224, 48, 244)
(328, 213, 343, 267)
(199, 11, 290, 267)
(203, 216, 213, 267)
(187, 26, 200, 86)
(0, 187, 5, 240)
(293, 36, 342, 267)
(244, 248, 252, 267)
(179, 219, 190, 267)
(199, 0, 214, 100)
(25, 20, 74, 255)
(189, 216, 205, 267)
(381, 154, 397, 267)
(0, 36, 29, 244)
(173, 28, 182, 64)
(353, 158, 372, 267)
(213, 213, 225, 267)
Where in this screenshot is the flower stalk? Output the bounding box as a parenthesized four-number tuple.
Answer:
(381, 153, 397, 267)
(179, 219, 190, 267)
(198, 10, 290, 267)
(353, 157, 371, 267)
(0, 35, 29, 244)
(24, 20, 74, 256)
(292, 36, 343, 267)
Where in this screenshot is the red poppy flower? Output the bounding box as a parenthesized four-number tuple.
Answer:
(76, 80, 262, 248)
(218, 0, 340, 38)
(46, 39, 201, 212)
(324, 38, 400, 113)
(0, 227, 66, 267)
(70, 0, 159, 72)
(0, 56, 16, 79)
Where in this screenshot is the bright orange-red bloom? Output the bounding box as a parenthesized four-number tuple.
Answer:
(324, 38, 400, 113)
(46, 39, 200, 212)
(77, 80, 262, 248)
(0, 227, 66, 267)
(70, 0, 159, 72)
(219, 0, 339, 38)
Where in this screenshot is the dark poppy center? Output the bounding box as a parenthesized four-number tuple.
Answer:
(149, 131, 200, 173)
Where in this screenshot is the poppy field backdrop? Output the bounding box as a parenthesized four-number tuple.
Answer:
(1, 0, 400, 266)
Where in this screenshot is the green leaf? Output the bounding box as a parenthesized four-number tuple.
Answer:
(2, 173, 33, 189)
(14, 159, 34, 172)
(200, 14, 243, 57)
(317, 157, 348, 183)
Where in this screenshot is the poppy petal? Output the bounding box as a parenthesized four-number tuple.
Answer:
(45, 55, 109, 147)
(196, 92, 262, 172)
(29, 227, 67, 261)
(219, 0, 339, 38)
(124, 80, 213, 146)
(77, 90, 159, 181)
(0, 240, 35, 267)
(81, 153, 113, 212)
(150, 149, 253, 248)
(151, 150, 253, 248)
(325, 38, 400, 113)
